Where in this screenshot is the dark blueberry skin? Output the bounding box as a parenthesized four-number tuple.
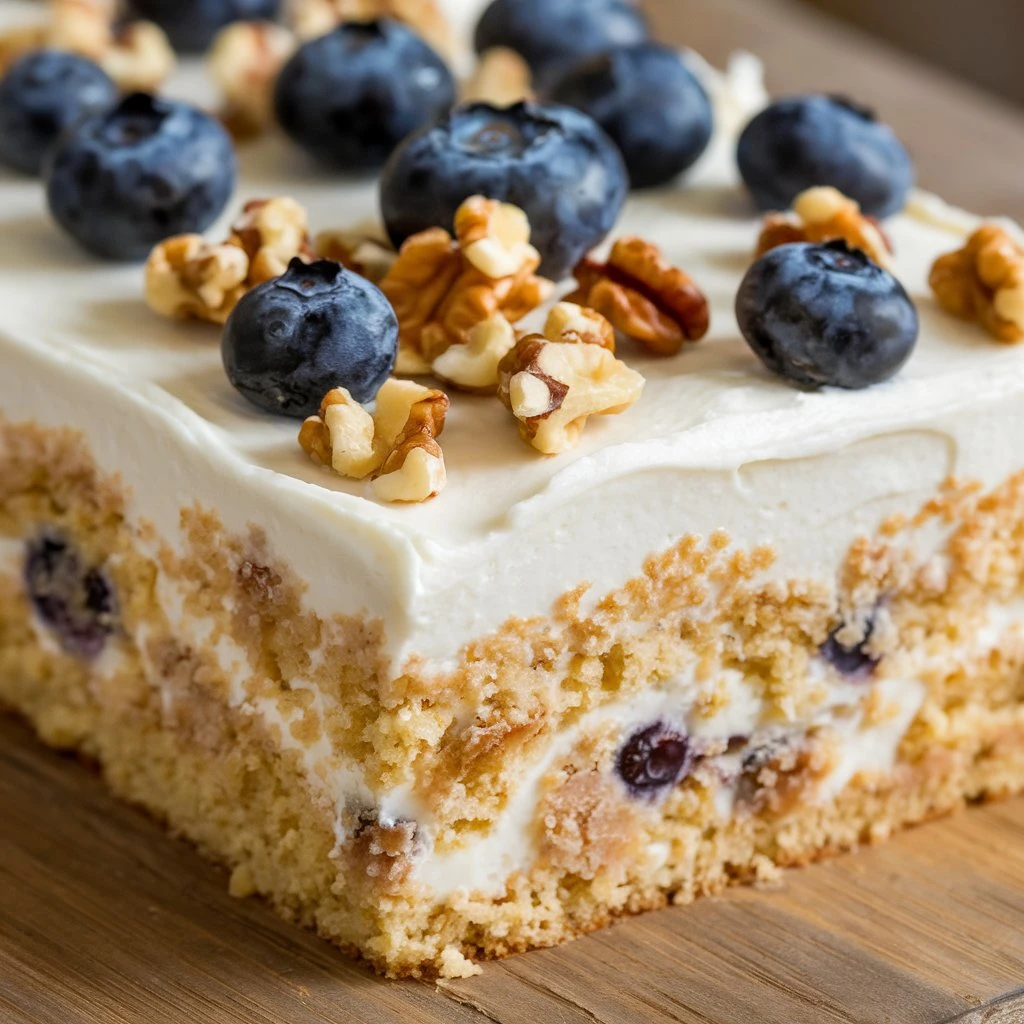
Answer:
(380, 101, 628, 280)
(274, 20, 456, 173)
(821, 614, 880, 680)
(735, 240, 919, 390)
(125, 0, 281, 52)
(547, 43, 713, 190)
(24, 532, 117, 660)
(475, 0, 649, 88)
(222, 258, 398, 418)
(45, 93, 236, 262)
(738, 95, 914, 219)
(616, 722, 694, 799)
(0, 51, 118, 176)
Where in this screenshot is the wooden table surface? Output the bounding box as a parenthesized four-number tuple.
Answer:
(5, 1, 1024, 1022)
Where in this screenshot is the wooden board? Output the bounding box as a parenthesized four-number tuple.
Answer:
(5, 0, 1024, 1021)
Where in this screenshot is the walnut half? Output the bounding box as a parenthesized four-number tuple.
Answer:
(497, 334, 645, 454)
(930, 224, 1024, 343)
(299, 380, 449, 503)
(568, 238, 710, 356)
(756, 186, 894, 270)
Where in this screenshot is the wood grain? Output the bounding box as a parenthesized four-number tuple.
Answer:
(6, 1, 1024, 1022)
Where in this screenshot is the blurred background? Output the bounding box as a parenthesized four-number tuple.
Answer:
(800, 0, 1024, 107)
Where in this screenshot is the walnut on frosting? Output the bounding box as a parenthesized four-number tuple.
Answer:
(314, 223, 397, 284)
(756, 186, 894, 270)
(431, 314, 517, 394)
(380, 195, 553, 375)
(497, 333, 645, 455)
(929, 224, 1024, 344)
(289, 0, 455, 59)
(567, 237, 710, 356)
(145, 197, 315, 324)
(544, 302, 616, 350)
(0, 0, 175, 90)
(209, 20, 297, 140)
(299, 380, 449, 503)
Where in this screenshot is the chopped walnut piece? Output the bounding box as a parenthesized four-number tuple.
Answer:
(145, 197, 315, 324)
(299, 380, 449, 502)
(498, 333, 645, 454)
(568, 237, 710, 356)
(544, 302, 616, 350)
(230, 196, 316, 284)
(289, 0, 455, 59)
(209, 21, 296, 140)
(431, 314, 516, 393)
(756, 186, 894, 270)
(101, 20, 175, 92)
(456, 196, 538, 279)
(145, 235, 250, 324)
(0, 0, 176, 89)
(379, 195, 553, 371)
(314, 224, 397, 284)
(930, 223, 1024, 344)
(463, 46, 533, 106)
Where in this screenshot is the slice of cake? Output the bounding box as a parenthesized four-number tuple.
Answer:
(2, 0, 1024, 980)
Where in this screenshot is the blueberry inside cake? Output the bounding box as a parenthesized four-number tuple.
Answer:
(1, 0, 1023, 980)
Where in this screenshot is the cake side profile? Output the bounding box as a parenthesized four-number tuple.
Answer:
(2, 1, 1024, 979)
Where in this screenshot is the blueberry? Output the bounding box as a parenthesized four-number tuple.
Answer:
(547, 43, 713, 190)
(475, 0, 649, 89)
(24, 531, 116, 660)
(821, 614, 880, 680)
(735, 240, 919, 390)
(616, 722, 693, 798)
(222, 258, 398, 417)
(125, 0, 281, 52)
(380, 101, 628, 280)
(738, 95, 914, 219)
(274, 20, 456, 173)
(45, 93, 236, 261)
(0, 51, 118, 176)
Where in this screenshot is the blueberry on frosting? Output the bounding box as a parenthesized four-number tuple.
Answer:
(380, 101, 628, 280)
(738, 94, 914, 219)
(125, 0, 282, 52)
(24, 532, 117, 660)
(222, 258, 398, 418)
(0, 51, 118, 176)
(547, 43, 713, 190)
(274, 21, 456, 173)
(616, 722, 694, 798)
(45, 92, 237, 261)
(475, 0, 649, 88)
(735, 240, 919, 390)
